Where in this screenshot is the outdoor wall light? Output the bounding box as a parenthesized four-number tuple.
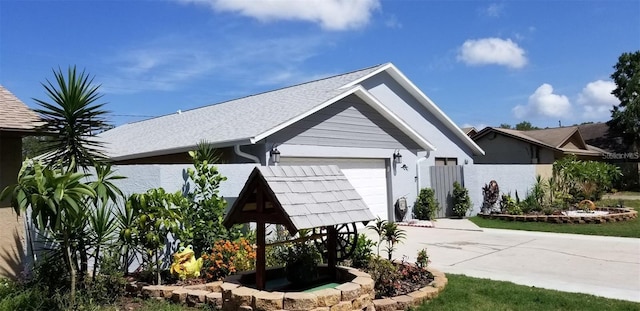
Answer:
(393, 150, 402, 164)
(270, 147, 281, 164)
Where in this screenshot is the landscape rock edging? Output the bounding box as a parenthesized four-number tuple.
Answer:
(480, 207, 637, 224)
(135, 266, 448, 310)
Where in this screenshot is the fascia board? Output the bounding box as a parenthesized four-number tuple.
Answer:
(109, 138, 252, 161)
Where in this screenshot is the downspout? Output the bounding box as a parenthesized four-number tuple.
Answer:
(416, 153, 429, 191)
(234, 145, 260, 164)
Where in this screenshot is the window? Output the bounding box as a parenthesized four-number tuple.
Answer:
(435, 157, 458, 166)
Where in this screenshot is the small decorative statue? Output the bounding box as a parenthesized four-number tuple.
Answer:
(481, 180, 500, 215)
(170, 245, 203, 280)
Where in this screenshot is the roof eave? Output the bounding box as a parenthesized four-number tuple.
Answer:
(107, 138, 253, 161)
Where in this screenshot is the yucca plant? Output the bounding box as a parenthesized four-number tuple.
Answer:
(33, 66, 111, 171)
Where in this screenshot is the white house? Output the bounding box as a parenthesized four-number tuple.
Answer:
(99, 63, 484, 220)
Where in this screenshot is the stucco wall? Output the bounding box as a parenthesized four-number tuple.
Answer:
(107, 164, 259, 208)
(0, 134, 26, 279)
(464, 164, 539, 215)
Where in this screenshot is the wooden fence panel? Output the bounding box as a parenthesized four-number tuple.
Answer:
(429, 165, 464, 218)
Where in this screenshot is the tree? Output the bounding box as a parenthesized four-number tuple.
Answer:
(499, 123, 512, 129)
(33, 66, 111, 170)
(515, 121, 539, 131)
(608, 51, 640, 153)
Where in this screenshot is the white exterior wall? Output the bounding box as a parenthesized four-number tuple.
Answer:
(361, 72, 476, 165)
(463, 164, 539, 215)
(108, 164, 258, 208)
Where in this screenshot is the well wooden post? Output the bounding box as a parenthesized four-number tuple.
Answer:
(256, 184, 266, 290)
(327, 226, 337, 281)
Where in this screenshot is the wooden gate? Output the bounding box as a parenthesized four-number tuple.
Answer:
(429, 165, 464, 218)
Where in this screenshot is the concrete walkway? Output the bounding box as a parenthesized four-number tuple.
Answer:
(364, 220, 640, 302)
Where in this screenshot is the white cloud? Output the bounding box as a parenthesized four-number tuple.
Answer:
(384, 14, 402, 29)
(458, 38, 527, 69)
(577, 80, 619, 119)
(178, 0, 380, 30)
(513, 84, 571, 118)
(482, 3, 504, 18)
(102, 35, 328, 94)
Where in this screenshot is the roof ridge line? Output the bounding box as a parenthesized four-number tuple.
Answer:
(119, 63, 387, 126)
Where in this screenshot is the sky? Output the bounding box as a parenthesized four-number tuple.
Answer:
(1, 0, 639, 129)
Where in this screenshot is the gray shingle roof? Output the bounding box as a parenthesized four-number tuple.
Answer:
(98, 64, 386, 160)
(226, 165, 375, 231)
(0, 85, 41, 132)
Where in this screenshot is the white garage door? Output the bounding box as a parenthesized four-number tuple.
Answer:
(279, 157, 389, 220)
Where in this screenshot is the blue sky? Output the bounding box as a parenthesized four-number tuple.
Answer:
(1, 0, 638, 129)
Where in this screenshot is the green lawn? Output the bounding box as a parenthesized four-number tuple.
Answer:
(418, 274, 640, 311)
(469, 200, 640, 238)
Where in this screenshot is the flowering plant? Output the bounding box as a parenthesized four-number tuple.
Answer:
(201, 238, 255, 281)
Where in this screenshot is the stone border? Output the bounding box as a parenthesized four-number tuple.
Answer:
(131, 266, 448, 311)
(480, 207, 638, 224)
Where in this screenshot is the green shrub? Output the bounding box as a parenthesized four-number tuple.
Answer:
(452, 181, 472, 217)
(349, 234, 375, 268)
(274, 231, 322, 286)
(553, 155, 622, 202)
(501, 194, 523, 215)
(366, 257, 399, 298)
(413, 188, 440, 220)
(416, 248, 429, 269)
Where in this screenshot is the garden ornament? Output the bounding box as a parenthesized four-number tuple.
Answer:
(481, 180, 500, 215)
(170, 245, 203, 280)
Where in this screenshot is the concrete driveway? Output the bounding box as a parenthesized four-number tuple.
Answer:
(364, 220, 640, 302)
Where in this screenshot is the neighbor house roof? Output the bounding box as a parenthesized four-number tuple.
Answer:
(578, 122, 626, 153)
(0, 85, 40, 132)
(474, 126, 603, 156)
(224, 165, 375, 234)
(98, 63, 484, 161)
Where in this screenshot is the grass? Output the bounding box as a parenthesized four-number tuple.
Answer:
(468, 200, 640, 238)
(418, 274, 640, 311)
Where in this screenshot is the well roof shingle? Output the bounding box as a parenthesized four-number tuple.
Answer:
(227, 165, 375, 231)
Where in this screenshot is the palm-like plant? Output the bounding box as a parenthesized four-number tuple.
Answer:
(366, 217, 387, 257)
(0, 160, 96, 303)
(383, 222, 406, 260)
(33, 66, 111, 170)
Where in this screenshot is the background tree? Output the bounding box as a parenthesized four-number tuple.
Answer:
(33, 66, 111, 170)
(608, 51, 640, 153)
(515, 121, 540, 131)
(499, 123, 512, 129)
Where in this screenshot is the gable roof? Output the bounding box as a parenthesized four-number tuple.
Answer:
(223, 165, 375, 234)
(474, 126, 602, 156)
(99, 63, 484, 160)
(578, 122, 627, 153)
(0, 85, 41, 132)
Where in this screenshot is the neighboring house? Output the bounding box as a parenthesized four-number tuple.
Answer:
(99, 63, 484, 221)
(461, 127, 477, 137)
(0, 85, 41, 278)
(578, 122, 639, 190)
(472, 126, 604, 165)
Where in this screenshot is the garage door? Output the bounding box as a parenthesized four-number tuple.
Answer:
(279, 157, 389, 220)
